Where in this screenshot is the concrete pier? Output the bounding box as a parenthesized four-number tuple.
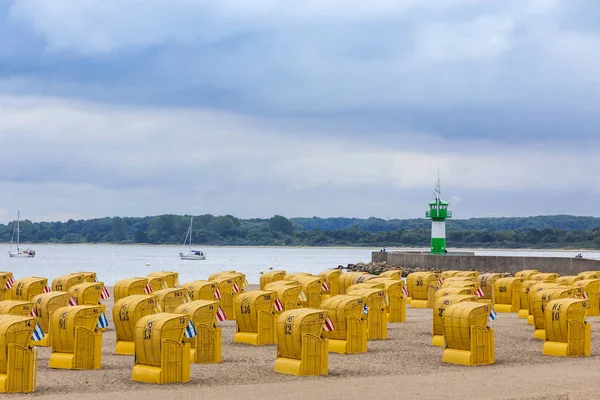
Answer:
(372, 251, 600, 275)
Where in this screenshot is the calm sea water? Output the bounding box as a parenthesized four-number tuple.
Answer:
(2, 244, 599, 286)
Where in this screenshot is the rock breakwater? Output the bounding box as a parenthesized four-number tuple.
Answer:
(340, 262, 512, 277)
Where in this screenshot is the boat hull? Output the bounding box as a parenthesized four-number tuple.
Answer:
(9, 252, 35, 258)
(179, 254, 206, 260)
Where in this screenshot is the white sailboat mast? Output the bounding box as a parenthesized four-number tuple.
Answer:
(16, 210, 20, 252)
(189, 217, 193, 250)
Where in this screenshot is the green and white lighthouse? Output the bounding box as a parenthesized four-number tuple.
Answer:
(425, 177, 451, 254)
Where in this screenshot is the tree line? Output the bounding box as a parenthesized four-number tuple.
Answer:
(2, 214, 600, 249)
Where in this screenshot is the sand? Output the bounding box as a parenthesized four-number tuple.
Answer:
(9, 285, 600, 399)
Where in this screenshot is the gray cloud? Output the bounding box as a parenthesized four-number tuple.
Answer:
(0, 1, 599, 222)
(1, 1, 598, 118)
(0, 95, 599, 223)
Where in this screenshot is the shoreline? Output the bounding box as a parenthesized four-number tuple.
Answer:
(0, 243, 598, 253)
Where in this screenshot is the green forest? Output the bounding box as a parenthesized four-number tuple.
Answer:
(2, 214, 600, 249)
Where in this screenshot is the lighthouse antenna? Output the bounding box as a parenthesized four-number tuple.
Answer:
(434, 168, 441, 207)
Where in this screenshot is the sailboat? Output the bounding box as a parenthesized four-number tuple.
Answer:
(179, 217, 206, 260)
(9, 211, 35, 258)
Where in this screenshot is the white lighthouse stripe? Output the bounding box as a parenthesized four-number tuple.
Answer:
(431, 221, 446, 238)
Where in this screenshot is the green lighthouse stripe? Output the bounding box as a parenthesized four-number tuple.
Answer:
(431, 237, 446, 254)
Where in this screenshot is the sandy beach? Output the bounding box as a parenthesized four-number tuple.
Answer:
(9, 285, 600, 399)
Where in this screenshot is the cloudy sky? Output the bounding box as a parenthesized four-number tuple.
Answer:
(0, 0, 599, 223)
